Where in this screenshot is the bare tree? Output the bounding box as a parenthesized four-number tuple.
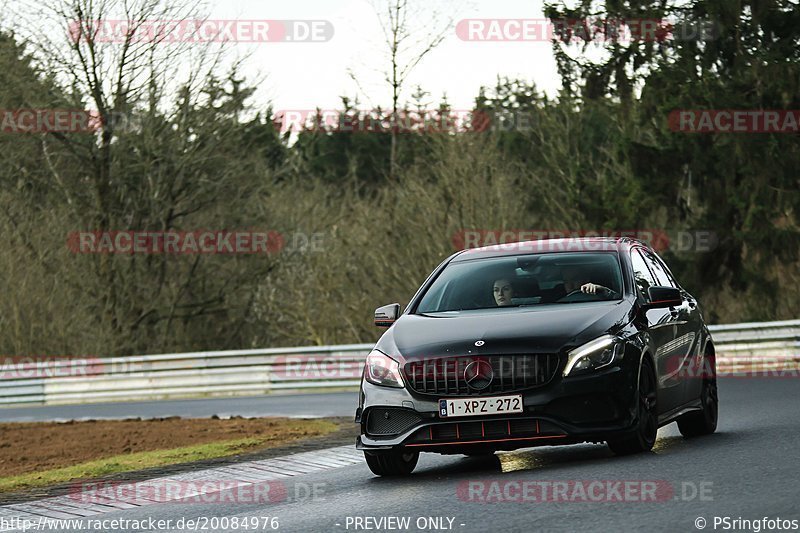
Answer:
(367, 0, 455, 180)
(0, 1, 282, 354)
(8, 0, 210, 330)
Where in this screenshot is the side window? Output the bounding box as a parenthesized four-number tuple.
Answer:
(652, 251, 681, 288)
(642, 249, 676, 288)
(630, 249, 656, 300)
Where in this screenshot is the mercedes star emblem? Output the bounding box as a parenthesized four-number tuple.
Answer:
(464, 359, 494, 391)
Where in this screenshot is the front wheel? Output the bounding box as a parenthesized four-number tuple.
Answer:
(364, 450, 419, 476)
(608, 358, 658, 455)
(677, 355, 718, 437)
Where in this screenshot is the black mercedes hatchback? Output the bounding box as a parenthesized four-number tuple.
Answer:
(355, 237, 718, 476)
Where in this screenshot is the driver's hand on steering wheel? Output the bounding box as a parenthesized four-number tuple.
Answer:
(580, 283, 609, 294)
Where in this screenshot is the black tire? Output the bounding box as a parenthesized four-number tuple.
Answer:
(608, 357, 658, 455)
(364, 450, 419, 476)
(677, 354, 718, 437)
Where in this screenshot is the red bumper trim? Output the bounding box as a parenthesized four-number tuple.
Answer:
(405, 434, 567, 447)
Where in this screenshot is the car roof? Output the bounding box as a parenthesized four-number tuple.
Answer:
(451, 237, 648, 261)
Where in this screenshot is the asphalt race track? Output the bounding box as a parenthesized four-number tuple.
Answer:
(0, 392, 358, 422)
(3, 377, 799, 532)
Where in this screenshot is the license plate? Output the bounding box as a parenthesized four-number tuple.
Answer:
(438, 395, 523, 418)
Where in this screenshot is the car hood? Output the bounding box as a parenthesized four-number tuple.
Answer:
(375, 302, 632, 361)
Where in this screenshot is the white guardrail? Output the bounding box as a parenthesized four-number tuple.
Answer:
(1, 320, 798, 406)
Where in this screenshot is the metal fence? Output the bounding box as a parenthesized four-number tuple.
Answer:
(1, 320, 798, 406)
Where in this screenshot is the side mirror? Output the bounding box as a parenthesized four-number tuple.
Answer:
(645, 286, 682, 309)
(374, 303, 401, 327)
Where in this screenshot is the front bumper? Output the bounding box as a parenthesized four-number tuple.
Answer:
(357, 364, 639, 453)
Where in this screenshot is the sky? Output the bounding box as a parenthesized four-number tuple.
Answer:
(207, 0, 561, 113)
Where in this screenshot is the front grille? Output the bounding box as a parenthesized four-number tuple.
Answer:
(404, 354, 560, 396)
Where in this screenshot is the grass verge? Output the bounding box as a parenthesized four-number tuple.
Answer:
(0, 418, 338, 493)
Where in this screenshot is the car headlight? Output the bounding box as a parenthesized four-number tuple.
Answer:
(563, 335, 624, 376)
(364, 350, 404, 388)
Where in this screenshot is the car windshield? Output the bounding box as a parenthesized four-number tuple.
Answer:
(415, 252, 623, 313)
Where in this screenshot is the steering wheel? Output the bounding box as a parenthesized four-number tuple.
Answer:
(555, 289, 601, 303)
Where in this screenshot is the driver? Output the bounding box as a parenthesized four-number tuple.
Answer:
(562, 265, 613, 295)
(539, 265, 615, 302)
(492, 278, 515, 306)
